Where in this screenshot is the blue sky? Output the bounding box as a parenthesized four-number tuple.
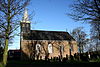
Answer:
(8, 0, 90, 49)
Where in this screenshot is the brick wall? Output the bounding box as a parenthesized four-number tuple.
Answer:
(21, 40, 78, 60)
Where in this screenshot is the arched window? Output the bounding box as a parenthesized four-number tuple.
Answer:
(59, 45, 64, 53)
(70, 44, 74, 51)
(22, 24, 25, 27)
(36, 44, 41, 54)
(48, 44, 53, 53)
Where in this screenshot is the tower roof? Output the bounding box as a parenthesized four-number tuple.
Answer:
(21, 8, 30, 23)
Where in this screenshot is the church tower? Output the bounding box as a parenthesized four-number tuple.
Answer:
(20, 8, 31, 33)
(20, 8, 31, 60)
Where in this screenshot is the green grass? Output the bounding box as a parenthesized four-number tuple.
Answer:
(6, 60, 100, 67)
(6, 60, 99, 64)
(0, 62, 4, 67)
(89, 58, 100, 62)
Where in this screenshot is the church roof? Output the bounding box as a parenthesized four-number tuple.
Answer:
(23, 30, 75, 41)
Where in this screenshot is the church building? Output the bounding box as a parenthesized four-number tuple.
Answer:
(20, 9, 78, 60)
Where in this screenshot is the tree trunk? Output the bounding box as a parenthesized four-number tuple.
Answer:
(3, 39, 8, 66)
(3, 0, 10, 66)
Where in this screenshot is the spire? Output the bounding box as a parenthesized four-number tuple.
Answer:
(22, 8, 30, 23)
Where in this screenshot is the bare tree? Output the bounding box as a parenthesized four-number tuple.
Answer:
(68, 0, 100, 22)
(68, 0, 100, 51)
(86, 39, 95, 52)
(90, 24, 100, 51)
(0, 0, 30, 66)
(71, 27, 88, 53)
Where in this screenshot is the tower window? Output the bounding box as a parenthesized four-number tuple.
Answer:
(23, 27, 26, 32)
(22, 24, 25, 27)
(26, 24, 29, 27)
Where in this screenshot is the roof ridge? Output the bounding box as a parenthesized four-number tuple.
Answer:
(31, 30, 67, 33)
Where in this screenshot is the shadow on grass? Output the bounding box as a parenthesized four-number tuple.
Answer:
(6, 60, 100, 67)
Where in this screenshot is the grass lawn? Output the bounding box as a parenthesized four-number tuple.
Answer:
(0, 62, 4, 67)
(6, 60, 100, 67)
